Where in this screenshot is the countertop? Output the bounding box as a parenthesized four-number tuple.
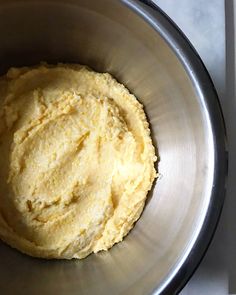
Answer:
(153, 1, 227, 294)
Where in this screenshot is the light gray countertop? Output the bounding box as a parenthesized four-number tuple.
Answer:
(153, 1, 227, 294)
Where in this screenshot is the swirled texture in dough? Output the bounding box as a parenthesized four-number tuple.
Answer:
(0, 64, 157, 259)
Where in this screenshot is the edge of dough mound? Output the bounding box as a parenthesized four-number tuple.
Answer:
(0, 63, 157, 259)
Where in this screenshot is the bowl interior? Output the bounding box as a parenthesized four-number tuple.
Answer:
(0, 0, 216, 294)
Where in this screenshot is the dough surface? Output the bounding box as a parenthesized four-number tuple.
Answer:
(0, 64, 157, 259)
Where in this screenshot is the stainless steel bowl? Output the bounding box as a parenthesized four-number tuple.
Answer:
(0, 0, 226, 294)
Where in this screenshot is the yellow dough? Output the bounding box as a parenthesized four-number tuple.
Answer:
(0, 64, 157, 259)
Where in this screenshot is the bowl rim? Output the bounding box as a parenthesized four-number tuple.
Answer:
(121, 0, 227, 294)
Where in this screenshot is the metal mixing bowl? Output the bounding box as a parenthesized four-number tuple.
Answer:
(0, 0, 226, 294)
